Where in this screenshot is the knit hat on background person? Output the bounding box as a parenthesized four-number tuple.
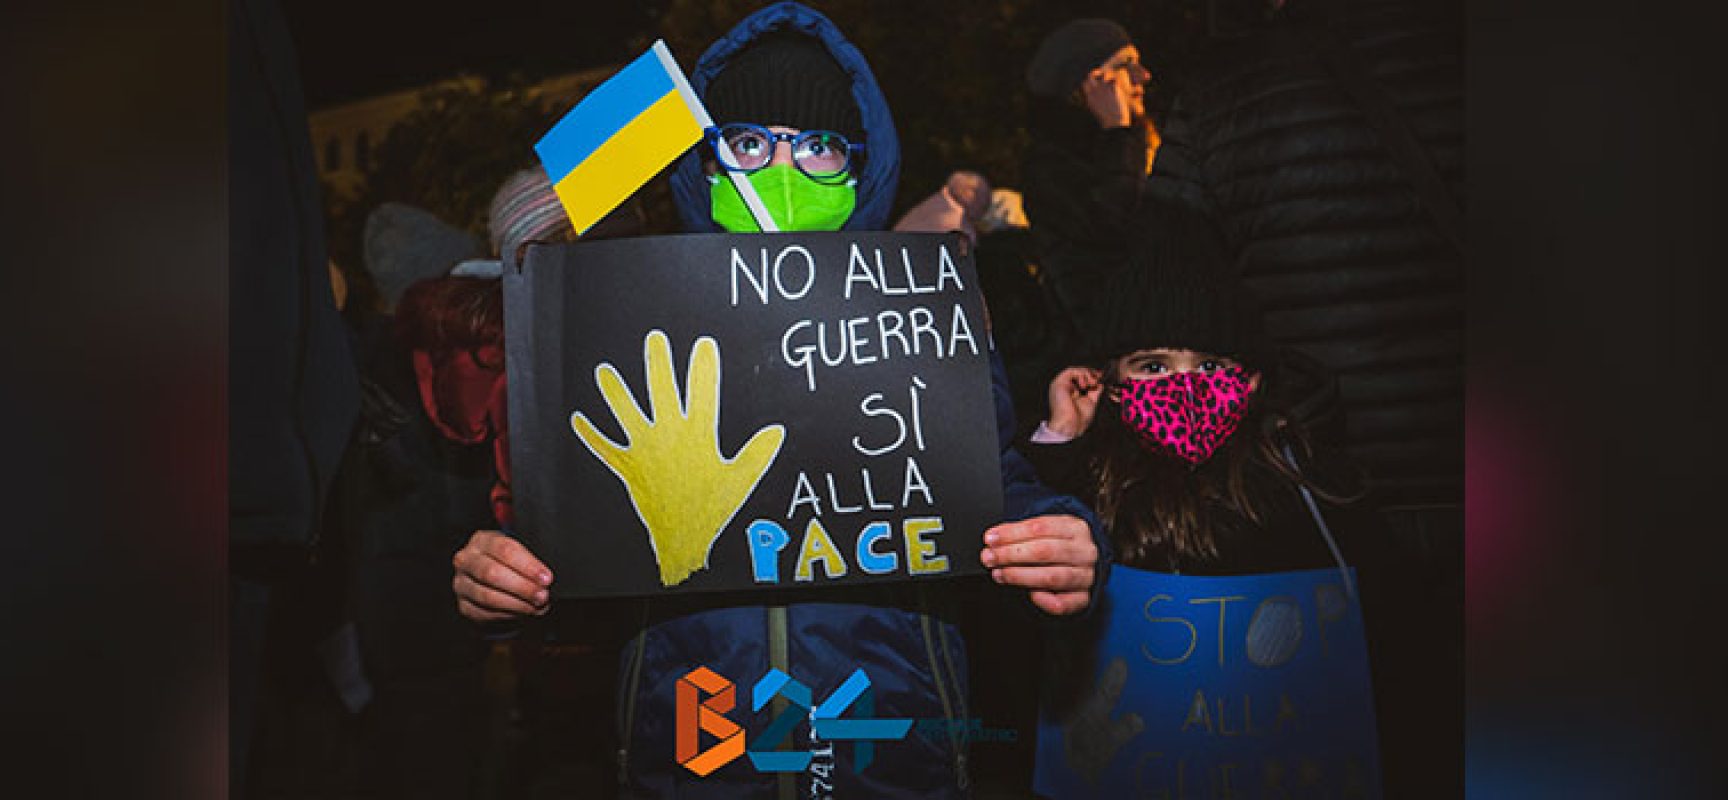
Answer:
(487, 166, 573, 263)
(1026, 18, 1134, 98)
(363, 202, 485, 311)
(1086, 209, 1273, 373)
(705, 30, 862, 141)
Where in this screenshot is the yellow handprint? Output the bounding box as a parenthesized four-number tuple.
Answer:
(571, 330, 786, 587)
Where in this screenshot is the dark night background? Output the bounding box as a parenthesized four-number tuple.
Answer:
(285, 1, 657, 109)
(2, 0, 1724, 798)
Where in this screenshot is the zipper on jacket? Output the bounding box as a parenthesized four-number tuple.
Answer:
(766, 605, 794, 800)
(617, 600, 651, 787)
(934, 610, 970, 791)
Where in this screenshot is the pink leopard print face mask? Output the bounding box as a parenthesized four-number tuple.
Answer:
(1116, 367, 1256, 464)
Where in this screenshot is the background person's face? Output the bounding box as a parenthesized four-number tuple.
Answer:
(1094, 44, 1151, 118)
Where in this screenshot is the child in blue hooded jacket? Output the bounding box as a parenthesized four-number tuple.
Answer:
(452, 5, 1110, 797)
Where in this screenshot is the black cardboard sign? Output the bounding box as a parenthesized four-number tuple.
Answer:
(504, 232, 1003, 598)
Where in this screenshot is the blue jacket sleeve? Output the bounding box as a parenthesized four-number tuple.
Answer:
(990, 347, 1113, 607)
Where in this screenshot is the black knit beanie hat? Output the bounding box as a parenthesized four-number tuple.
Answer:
(705, 31, 862, 142)
(1086, 209, 1273, 374)
(1026, 18, 1134, 98)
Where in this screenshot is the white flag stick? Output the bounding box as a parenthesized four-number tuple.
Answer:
(654, 40, 780, 233)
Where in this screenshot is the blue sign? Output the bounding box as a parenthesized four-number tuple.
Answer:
(1034, 566, 1382, 799)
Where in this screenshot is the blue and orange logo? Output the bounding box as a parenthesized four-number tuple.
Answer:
(675, 666, 913, 776)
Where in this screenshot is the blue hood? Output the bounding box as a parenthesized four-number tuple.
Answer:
(670, 2, 900, 233)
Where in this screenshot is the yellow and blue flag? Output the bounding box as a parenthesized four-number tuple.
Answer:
(535, 40, 711, 235)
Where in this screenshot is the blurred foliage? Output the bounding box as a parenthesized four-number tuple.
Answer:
(322, 75, 563, 282)
(326, 0, 1216, 280)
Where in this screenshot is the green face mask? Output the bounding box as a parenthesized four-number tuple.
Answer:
(709, 165, 856, 232)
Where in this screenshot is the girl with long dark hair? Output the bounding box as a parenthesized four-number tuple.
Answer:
(1024, 237, 1375, 581)
(1024, 224, 1445, 796)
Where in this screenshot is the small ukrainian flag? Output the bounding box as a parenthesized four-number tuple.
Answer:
(535, 41, 718, 235)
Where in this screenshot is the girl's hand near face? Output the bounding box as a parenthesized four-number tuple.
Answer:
(1047, 366, 1105, 439)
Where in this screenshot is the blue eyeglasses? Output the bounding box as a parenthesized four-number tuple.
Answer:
(705, 123, 864, 182)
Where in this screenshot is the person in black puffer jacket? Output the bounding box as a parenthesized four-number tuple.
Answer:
(1148, 0, 1463, 793)
(1151, 0, 1463, 514)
